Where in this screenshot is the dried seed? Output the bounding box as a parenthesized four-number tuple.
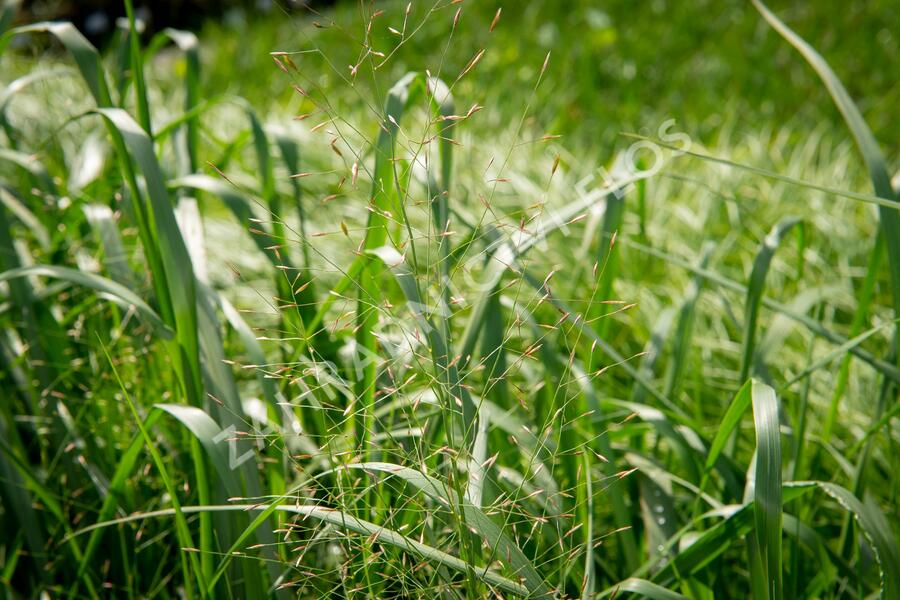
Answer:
(490, 8, 502, 32)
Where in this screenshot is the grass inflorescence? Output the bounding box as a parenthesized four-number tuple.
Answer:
(0, 1, 897, 598)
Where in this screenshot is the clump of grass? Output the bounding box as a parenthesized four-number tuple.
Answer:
(0, 1, 897, 598)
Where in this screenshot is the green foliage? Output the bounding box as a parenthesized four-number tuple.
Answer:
(0, 1, 896, 598)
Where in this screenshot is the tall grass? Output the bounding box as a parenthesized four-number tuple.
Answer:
(0, 1, 897, 598)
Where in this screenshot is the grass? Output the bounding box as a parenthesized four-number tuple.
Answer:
(0, 0, 898, 598)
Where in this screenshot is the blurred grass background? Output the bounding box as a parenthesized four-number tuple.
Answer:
(192, 1, 899, 150)
(11, 0, 899, 151)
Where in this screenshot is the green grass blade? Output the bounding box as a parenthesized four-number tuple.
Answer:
(589, 189, 624, 344)
(77, 410, 163, 579)
(0, 265, 171, 336)
(273, 130, 311, 268)
(83, 204, 136, 287)
(626, 134, 900, 211)
(748, 381, 782, 600)
(70, 504, 531, 597)
(95, 107, 203, 406)
(100, 343, 205, 598)
(4, 23, 113, 106)
(664, 242, 714, 400)
(466, 400, 491, 508)
(154, 404, 245, 499)
(752, 1, 900, 319)
(158, 28, 200, 172)
(696, 380, 752, 504)
(603, 578, 688, 599)
(740, 217, 802, 383)
(122, 0, 151, 135)
(814, 482, 899, 597)
(579, 451, 595, 600)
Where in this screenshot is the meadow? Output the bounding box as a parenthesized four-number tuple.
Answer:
(0, 0, 898, 598)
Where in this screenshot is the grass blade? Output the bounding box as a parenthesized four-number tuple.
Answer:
(285, 461, 551, 598)
(621, 237, 900, 385)
(77, 410, 163, 579)
(0, 265, 171, 336)
(356, 73, 455, 455)
(100, 343, 205, 598)
(95, 108, 203, 406)
(748, 381, 782, 600)
(752, 1, 900, 320)
(696, 380, 752, 505)
(739, 217, 802, 383)
(122, 0, 151, 135)
(625, 134, 900, 210)
(814, 482, 899, 598)
(157, 28, 200, 172)
(70, 504, 531, 597)
(4, 23, 113, 106)
(603, 578, 688, 599)
(664, 243, 714, 399)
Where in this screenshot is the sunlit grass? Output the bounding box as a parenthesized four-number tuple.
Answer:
(0, 1, 897, 598)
